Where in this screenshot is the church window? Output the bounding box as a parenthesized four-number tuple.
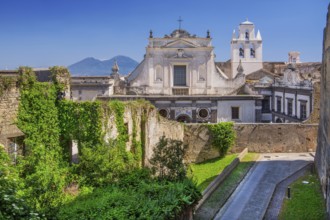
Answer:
(231, 107, 239, 120)
(300, 102, 307, 119)
(198, 108, 209, 119)
(250, 44, 255, 58)
(239, 45, 244, 58)
(245, 31, 249, 40)
(173, 65, 186, 86)
(287, 99, 293, 116)
(155, 66, 163, 82)
(262, 97, 270, 113)
(276, 97, 282, 112)
(159, 109, 168, 118)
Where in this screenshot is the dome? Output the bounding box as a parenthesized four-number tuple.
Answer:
(240, 19, 253, 25)
(170, 29, 191, 38)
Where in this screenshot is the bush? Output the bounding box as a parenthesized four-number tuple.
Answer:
(207, 122, 236, 157)
(57, 172, 201, 220)
(0, 146, 43, 219)
(149, 136, 187, 181)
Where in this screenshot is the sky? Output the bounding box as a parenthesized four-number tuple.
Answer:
(0, 0, 328, 69)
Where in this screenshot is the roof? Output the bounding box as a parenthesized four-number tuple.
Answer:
(246, 69, 277, 81)
(240, 20, 253, 25)
(168, 29, 194, 38)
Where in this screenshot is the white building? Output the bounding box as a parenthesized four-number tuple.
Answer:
(127, 29, 245, 96)
(231, 19, 263, 78)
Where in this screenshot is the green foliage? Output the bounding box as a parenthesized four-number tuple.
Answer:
(57, 171, 201, 220)
(58, 100, 103, 150)
(0, 145, 43, 219)
(0, 75, 15, 97)
(17, 66, 37, 89)
(207, 122, 236, 157)
(279, 172, 326, 220)
(16, 67, 72, 215)
(188, 154, 237, 191)
(49, 66, 70, 92)
(150, 136, 187, 181)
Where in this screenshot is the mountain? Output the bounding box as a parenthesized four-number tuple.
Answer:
(68, 55, 139, 76)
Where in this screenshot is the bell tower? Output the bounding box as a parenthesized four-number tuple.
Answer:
(231, 19, 263, 78)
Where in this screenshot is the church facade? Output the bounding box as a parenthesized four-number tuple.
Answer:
(72, 19, 320, 124)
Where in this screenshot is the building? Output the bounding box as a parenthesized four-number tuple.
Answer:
(71, 19, 320, 124)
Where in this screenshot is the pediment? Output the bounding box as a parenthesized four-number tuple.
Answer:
(162, 39, 198, 48)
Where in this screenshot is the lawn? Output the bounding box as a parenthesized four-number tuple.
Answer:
(279, 172, 326, 220)
(188, 154, 237, 191)
(194, 152, 259, 220)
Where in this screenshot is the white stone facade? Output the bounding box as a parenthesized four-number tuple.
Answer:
(127, 29, 244, 96)
(231, 20, 263, 78)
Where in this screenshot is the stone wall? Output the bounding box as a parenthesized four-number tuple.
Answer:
(103, 103, 185, 166)
(0, 75, 23, 150)
(184, 123, 318, 163)
(315, 4, 330, 217)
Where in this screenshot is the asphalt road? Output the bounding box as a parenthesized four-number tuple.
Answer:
(214, 153, 314, 220)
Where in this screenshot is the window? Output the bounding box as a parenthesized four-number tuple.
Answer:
(262, 97, 270, 113)
(159, 109, 168, 118)
(287, 99, 293, 116)
(231, 107, 239, 120)
(250, 44, 255, 58)
(300, 102, 307, 119)
(78, 90, 82, 95)
(239, 45, 244, 58)
(245, 31, 249, 40)
(277, 97, 282, 112)
(198, 108, 209, 119)
(173, 65, 186, 86)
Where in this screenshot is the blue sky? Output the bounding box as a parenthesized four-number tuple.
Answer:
(0, 0, 328, 69)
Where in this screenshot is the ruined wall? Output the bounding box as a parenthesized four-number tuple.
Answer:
(103, 103, 184, 166)
(0, 75, 23, 150)
(184, 123, 318, 163)
(315, 4, 330, 216)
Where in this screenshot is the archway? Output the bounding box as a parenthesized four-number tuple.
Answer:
(176, 114, 191, 123)
(275, 118, 283, 123)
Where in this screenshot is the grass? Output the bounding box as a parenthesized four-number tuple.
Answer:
(188, 154, 237, 191)
(279, 172, 326, 220)
(194, 152, 259, 220)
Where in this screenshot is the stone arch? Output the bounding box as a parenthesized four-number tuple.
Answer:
(275, 118, 283, 123)
(176, 114, 191, 123)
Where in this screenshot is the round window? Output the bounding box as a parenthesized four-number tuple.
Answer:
(198, 108, 209, 118)
(159, 109, 168, 118)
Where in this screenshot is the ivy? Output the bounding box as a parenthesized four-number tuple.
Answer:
(0, 75, 15, 97)
(207, 122, 236, 157)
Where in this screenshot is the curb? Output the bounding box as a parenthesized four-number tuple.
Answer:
(194, 148, 248, 211)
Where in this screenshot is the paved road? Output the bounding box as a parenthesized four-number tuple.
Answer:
(214, 153, 314, 220)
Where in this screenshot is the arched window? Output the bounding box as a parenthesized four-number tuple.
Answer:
(155, 65, 163, 82)
(245, 31, 249, 40)
(250, 44, 255, 58)
(239, 44, 244, 58)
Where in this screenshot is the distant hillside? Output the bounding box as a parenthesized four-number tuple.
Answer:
(68, 55, 139, 76)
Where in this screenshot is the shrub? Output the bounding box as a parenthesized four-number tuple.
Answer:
(207, 122, 236, 157)
(149, 136, 187, 181)
(0, 146, 43, 219)
(56, 173, 200, 220)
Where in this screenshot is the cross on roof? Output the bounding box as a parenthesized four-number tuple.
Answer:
(177, 16, 183, 30)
